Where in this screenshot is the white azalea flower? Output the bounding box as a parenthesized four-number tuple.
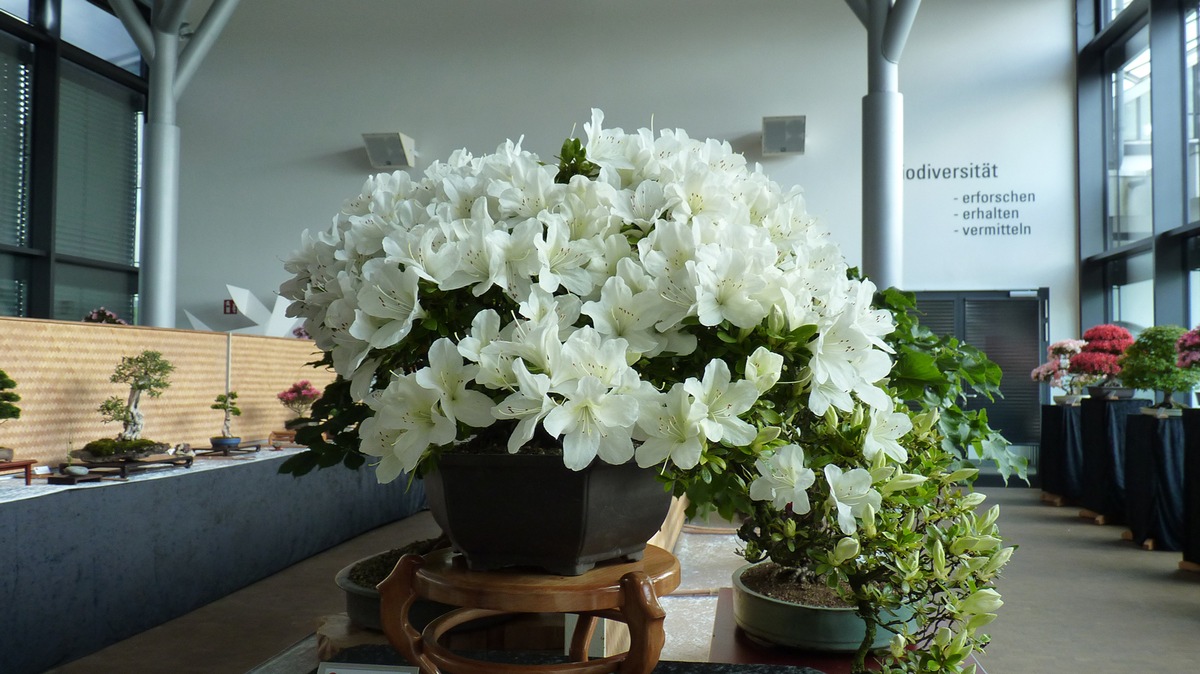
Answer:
(691, 247, 767, 328)
(351, 259, 423, 350)
(493, 359, 556, 454)
(862, 401, 914, 464)
(745, 347, 784, 394)
(683, 359, 759, 446)
(749, 444, 816, 512)
(364, 374, 457, 479)
(543, 376, 638, 470)
(554, 326, 633, 387)
(581, 276, 661, 358)
(824, 464, 883, 535)
(535, 213, 596, 296)
(635, 384, 707, 469)
(457, 310, 501, 363)
(414, 338, 496, 428)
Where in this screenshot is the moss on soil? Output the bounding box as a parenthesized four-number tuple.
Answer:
(348, 534, 451, 588)
(740, 562, 855, 608)
(81, 437, 161, 457)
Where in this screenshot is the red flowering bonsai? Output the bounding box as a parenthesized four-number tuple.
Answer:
(1069, 324, 1134, 386)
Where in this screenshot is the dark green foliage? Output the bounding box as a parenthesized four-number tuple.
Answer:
(554, 137, 600, 183)
(279, 360, 369, 477)
(876, 287, 1024, 483)
(0, 368, 19, 421)
(82, 437, 159, 457)
(1118, 325, 1200, 402)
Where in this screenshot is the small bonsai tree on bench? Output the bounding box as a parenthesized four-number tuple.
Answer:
(211, 391, 242, 442)
(85, 351, 175, 458)
(0, 368, 20, 461)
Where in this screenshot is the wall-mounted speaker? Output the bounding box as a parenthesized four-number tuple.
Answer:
(362, 132, 415, 169)
(762, 116, 806, 155)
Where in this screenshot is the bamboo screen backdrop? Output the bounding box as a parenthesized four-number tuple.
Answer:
(0, 317, 334, 465)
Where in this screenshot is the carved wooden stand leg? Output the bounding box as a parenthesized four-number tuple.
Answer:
(378, 554, 441, 674)
(616, 572, 666, 674)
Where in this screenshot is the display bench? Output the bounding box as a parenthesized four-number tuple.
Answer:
(0, 446, 426, 674)
(1180, 410, 1200, 570)
(1038, 404, 1082, 505)
(1078, 397, 1150, 524)
(1123, 414, 1185, 552)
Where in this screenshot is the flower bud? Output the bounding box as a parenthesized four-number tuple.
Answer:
(833, 536, 861, 565)
(890, 634, 907, 659)
(931, 540, 947, 580)
(851, 404, 864, 427)
(884, 472, 927, 494)
(960, 589, 1004, 616)
(861, 503, 877, 537)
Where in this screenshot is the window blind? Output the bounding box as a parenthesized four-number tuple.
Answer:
(0, 32, 31, 248)
(54, 61, 141, 266)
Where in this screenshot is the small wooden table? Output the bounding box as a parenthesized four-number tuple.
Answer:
(0, 459, 37, 485)
(378, 545, 681, 674)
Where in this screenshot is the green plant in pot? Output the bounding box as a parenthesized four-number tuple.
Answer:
(82, 350, 174, 459)
(276, 110, 1018, 657)
(211, 391, 242, 447)
(670, 287, 1017, 673)
(0, 368, 20, 462)
(1118, 325, 1200, 414)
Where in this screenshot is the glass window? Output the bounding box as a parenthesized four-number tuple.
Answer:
(1106, 30, 1153, 249)
(52, 262, 136, 322)
(0, 31, 31, 247)
(54, 61, 143, 266)
(1189, 9, 1200, 223)
(1108, 250, 1155, 332)
(1188, 237, 1200, 326)
(0, 0, 27, 22)
(61, 0, 141, 73)
(1107, 0, 1137, 24)
(0, 252, 27, 316)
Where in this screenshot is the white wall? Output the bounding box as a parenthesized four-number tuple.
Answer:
(176, 0, 1078, 340)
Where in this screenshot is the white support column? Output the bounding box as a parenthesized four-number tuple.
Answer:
(112, 0, 242, 327)
(846, 0, 921, 290)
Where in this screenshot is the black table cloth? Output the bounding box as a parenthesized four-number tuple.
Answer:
(1180, 410, 1200, 565)
(1039, 404, 1083, 501)
(1079, 397, 1150, 522)
(1124, 413, 1185, 551)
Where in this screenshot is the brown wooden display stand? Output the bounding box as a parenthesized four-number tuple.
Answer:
(378, 545, 681, 674)
(0, 459, 36, 485)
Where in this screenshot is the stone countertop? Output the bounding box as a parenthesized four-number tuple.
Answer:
(0, 443, 306, 505)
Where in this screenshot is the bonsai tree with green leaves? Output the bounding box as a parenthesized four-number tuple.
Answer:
(97, 350, 175, 442)
(1118, 325, 1200, 407)
(0, 368, 19, 423)
(0, 368, 19, 460)
(211, 392, 242, 438)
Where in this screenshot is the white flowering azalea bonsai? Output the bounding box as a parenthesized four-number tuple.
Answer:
(279, 110, 1016, 672)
